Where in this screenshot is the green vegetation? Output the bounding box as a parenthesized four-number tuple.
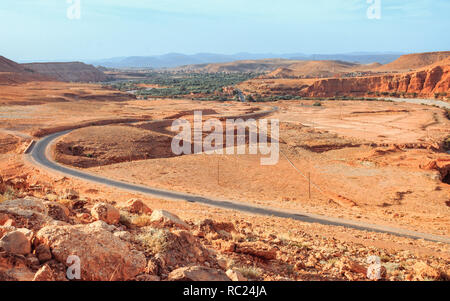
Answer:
(0, 186, 16, 203)
(106, 72, 260, 100)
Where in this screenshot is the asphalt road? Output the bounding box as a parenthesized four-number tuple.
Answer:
(28, 128, 450, 244)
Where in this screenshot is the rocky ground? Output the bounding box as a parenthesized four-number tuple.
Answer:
(0, 176, 449, 281)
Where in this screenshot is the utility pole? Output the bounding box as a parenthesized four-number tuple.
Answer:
(308, 172, 311, 199)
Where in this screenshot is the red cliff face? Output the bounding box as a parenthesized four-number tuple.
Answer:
(303, 64, 449, 98)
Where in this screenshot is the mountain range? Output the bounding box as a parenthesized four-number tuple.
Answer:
(87, 52, 404, 69)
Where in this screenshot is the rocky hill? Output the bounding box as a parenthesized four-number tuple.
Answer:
(21, 62, 108, 83)
(0, 56, 51, 85)
(303, 57, 450, 98)
(0, 191, 448, 281)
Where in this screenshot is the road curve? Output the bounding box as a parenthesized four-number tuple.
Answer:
(29, 130, 450, 245)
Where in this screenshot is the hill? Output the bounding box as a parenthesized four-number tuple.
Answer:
(175, 59, 302, 73)
(22, 62, 108, 82)
(376, 51, 450, 72)
(264, 60, 361, 78)
(0, 56, 52, 84)
(88, 52, 402, 69)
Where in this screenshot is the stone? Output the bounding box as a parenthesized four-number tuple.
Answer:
(122, 199, 152, 215)
(33, 265, 55, 281)
(44, 201, 70, 222)
(35, 223, 146, 281)
(63, 189, 79, 200)
(91, 203, 120, 225)
(0, 197, 47, 215)
(0, 230, 31, 255)
(0, 252, 35, 281)
(135, 274, 160, 281)
(226, 269, 247, 281)
(35, 244, 52, 263)
(168, 266, 230, 281)
(235, 242, 277, 260)
(114, 231, 133, 242)
(89, 220, 117, 232)
(26, 254, 40, 267)
(0, 225, 16, 239)
(150, 210, 189, 229)
(0, 198, 52, 230)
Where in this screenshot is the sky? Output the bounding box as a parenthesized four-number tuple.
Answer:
(0, 0, 449, 61)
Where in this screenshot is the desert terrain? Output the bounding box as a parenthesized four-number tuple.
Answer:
(0, 52, 449, 282)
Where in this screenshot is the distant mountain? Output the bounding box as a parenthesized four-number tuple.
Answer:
(87, 52, 403, 69)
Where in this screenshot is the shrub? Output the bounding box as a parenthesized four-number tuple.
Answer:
(136, 228, 172, 253)
(313, 102, 322, 107)
(233, 265, 263, 280)
(443, 136, 450, 151)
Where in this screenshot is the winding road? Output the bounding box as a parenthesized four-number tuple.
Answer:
(27, 128, 450, 244)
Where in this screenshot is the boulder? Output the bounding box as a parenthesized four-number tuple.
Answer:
(91, 203, 120, 225)
(35, 223, 146, 281)
(0, 198, 52, 230)
(44, 201, 70, 222)
(226, 269, 247, 281)
(0, 252, 35, 281)
(0, 231, 31, 255)
(89, 220, 117, 232)
(35, 244, 52, 263)
(122, 199, 152, 215)
(0, 197, 47, 215)
(0, 226, 16, 239)
(150, 210, 189, 229)
(168, 266, 230, 281)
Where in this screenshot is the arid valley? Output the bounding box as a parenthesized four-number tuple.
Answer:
(0, 49, 449, 283)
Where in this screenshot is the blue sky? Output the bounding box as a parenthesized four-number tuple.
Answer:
(0, 0, 449, 61)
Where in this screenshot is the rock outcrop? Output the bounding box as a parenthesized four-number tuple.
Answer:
(35, 223, 146, 281)
(303, 61, 450, 98)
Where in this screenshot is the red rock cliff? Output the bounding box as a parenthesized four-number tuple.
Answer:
(303, 61, 449, 98)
